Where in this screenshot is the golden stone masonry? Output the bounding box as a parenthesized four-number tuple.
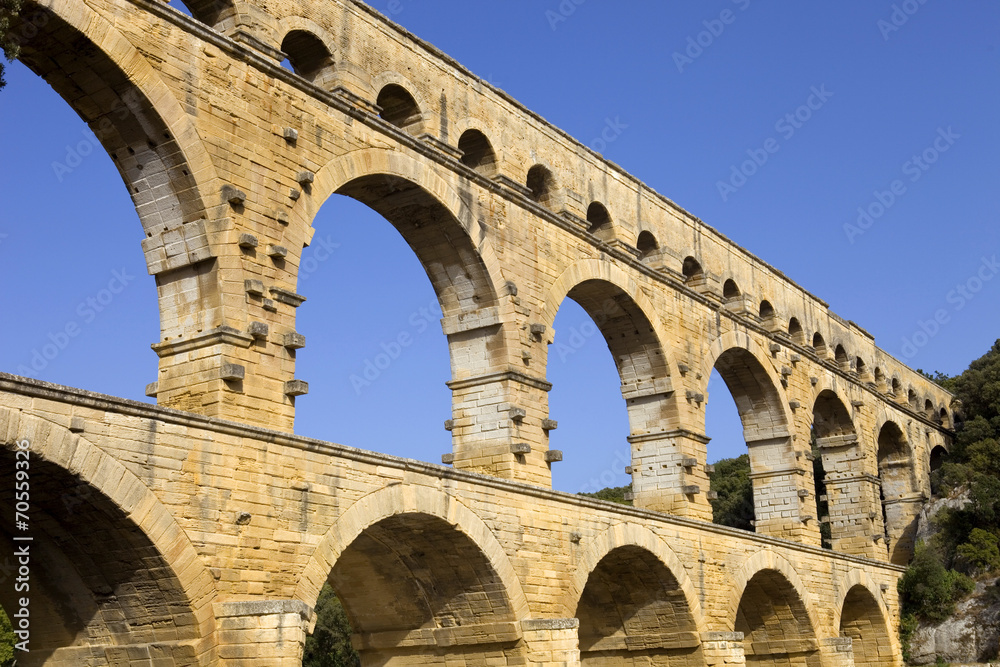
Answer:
(1, 0, 954, 664)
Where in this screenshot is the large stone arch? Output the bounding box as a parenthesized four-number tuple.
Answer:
(703, 332, 810, 538)
(835, 572, 901, 667)
(877, 419, 920, 564)
(811, 388, 882, 556)
(542, 259, 687, 512)
(542, 258, 678, 405)
(565, 522, 703, 626)
(0, 408, 218, 664)
(728, 550, 823, 666)
(296, 484, 529, 620)
(12, 0, 254, 422)
(568, 523, 706, 666)
(291, 147, 505, 320)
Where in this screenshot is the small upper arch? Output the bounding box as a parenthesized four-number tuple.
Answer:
(759, 299, 775, 320)
(586, 201, 613, 240)
(723, 278, 741, 301)
(682, 256, 704, 282)
(834, 343, 850, 369)
(813, 332, 828, 357)
(636, 230, 658, 259)
(527, 163, 559, 209)
(457, 128, 498, 176)
(788, 317, 804, 343)
(280, 29, 336, 86)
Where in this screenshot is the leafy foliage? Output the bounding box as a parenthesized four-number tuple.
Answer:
(580, 484, 632, 506)
(898, 541, 974, 623)
(899, 340, 1000, 655)
(956, 528, 1000, 575)
(0, 0, 23, 90)
(709, 454, 754, 531)
(303, 584, 359, 667)
(0, 607, 14, 667)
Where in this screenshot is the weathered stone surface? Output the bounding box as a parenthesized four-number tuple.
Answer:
(3, 0, 959, 662)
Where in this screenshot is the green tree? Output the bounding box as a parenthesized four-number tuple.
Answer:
(0, 606, 15, 667)
(898, 541, 973, 623)
(709, 454, 754, 531)
(302, 584, 359, 667)
(1, 0, 23, 89)
(580, 484, 632, 506)
(956, 528, 1000, 575)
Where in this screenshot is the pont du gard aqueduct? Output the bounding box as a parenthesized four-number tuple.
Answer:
(1, 0, 958, 664)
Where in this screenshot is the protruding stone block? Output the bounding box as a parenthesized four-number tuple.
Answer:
(284, 379, 309, 396)
(69, 416, 86, 433)
(144, 382, 158, 398)
(441, 453, 455, 464)
(542, 418, 558, 430)
(510, 442, 531, 454)
(296, 170, 315, 185)
(267, 244, 288, 258)
(283, 127, 299, 142)
(245, 279, 265, 296)
(283, 332, 306, 349)
(443, 419, 454, 431)
(223, 185, 246, 205)
(238, 233, 258, 248)
(544, 450, 563, 462)
(221, 363, 245, 381)
(509, 407, 526, 422)
(248, 321, 269, 339)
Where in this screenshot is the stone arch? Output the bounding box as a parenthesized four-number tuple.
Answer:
(0, 409, 217, 663)
(371, 71, 429, 134)
(542, 259, 678, 403)
(296, 484, 529, 621)
(636, 229, 658, 258)
(13, 0, 227, 344)
(453, 117, 505, 172)
(704, 332, 803, 537)
(275, 17, 337, 87)
(169, 0, 236, 29)
(274, 15, 338, 60)
(835, 573, 900, 667)
(527, 163, 560, 209)
(457, 128, 499, 176)
(877, 420, 918, 564)
(542, 259, 683, 510)
(294, 147, 505, 320)
(587, 201, 615, 241)
(682, 255, 704, 281)
(702, 332, 793, 442)
(728, 551, 822, 666)
(811, 389, 863, 550)
(571, 524, 706, 666)
(565, 522, 704, 628)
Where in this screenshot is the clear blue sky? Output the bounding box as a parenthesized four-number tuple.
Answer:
(1, 1, 997, 494)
